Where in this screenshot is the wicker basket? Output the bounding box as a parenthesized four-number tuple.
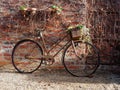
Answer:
(71, 27, 80, 40)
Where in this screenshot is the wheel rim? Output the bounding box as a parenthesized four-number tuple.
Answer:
(63, 41, 100, 77)
(12, 40, 43, 73)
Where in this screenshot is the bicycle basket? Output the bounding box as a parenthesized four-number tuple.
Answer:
(71, 27, 80, 40)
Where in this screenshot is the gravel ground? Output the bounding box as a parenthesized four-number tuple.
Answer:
(0, 65, 120, 90)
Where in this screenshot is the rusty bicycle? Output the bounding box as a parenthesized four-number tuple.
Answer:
(11, 6, 100, 77)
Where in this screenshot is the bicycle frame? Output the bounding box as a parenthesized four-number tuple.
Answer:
(37, 30, 72, 58)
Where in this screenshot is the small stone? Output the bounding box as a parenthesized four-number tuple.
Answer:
(48, 84, 50, 86)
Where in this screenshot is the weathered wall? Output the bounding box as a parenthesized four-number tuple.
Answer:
(86, 0, 120, 64)
(0, 0, 87, 68)
(0, 0, 119, 69)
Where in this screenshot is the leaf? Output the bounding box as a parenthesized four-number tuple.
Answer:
(51, 5, 63, 14)
(19, 5, 27, 10)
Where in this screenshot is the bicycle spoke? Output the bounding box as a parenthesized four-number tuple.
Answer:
(63, 41, 100, 77)
(12, 39, 43, 73)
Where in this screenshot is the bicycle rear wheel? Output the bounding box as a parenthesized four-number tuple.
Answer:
(62, 41, 100, 77)
(12, 39, 43, 73)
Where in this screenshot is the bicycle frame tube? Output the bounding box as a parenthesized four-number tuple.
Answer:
(39, 31, 48, 54)
(39, 31, 72, 57)
(71, 40, 82, 59)
(52, 40, 71, 57)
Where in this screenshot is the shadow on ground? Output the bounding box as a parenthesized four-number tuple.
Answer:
(0, 65, 120, 84)
(7, 69, 119, 84)
(27, 69, 120, 84)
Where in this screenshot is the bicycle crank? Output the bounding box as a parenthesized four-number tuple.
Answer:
(42, 55, 55, 65)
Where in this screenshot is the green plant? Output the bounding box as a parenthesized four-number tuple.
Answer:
(19, 5, 27, 10)
(67, 25, 92, 44)
(51, 5, 63, 14)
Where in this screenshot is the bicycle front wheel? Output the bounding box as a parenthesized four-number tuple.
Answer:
(12, 39, 43, 73)
(62, 41, 100, 77)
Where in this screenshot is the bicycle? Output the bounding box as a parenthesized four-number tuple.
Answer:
(11, 7, 100, 77)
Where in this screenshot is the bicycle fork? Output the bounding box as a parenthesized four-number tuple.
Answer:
(71, 40, 86, 62)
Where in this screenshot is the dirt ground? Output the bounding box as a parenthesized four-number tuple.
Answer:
(0, 65, 119, 90)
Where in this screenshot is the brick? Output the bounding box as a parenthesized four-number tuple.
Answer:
(0, 61, 11, 66)
(3, 53, 11, 56)
(4, 56, 11, 61)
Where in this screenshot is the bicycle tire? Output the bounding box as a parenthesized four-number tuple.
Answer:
(62, 41, 100, 77)
(12, 39, 43, 73)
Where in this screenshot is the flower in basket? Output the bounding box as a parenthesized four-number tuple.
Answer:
(81, 26, 92, 43)
(67, 25, 92, 43)
(67, 25, 83, 40)
(67, 25, 83, 31)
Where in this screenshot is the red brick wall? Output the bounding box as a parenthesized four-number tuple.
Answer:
(0, 0, 87, 67)
(0, 0, 119, 68)
(86, 0, 120, 64)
